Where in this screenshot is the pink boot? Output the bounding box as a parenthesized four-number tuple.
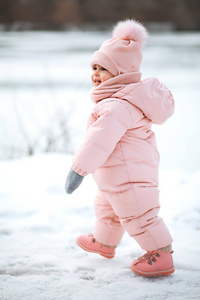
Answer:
(77, 234, 115, 259)
(131, 251, 175, 276)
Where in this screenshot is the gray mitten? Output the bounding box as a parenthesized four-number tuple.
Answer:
(65, 168, 84, 194)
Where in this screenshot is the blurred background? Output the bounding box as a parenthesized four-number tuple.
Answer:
(0, 0, 200, 31)
(0, 0, 200, 172)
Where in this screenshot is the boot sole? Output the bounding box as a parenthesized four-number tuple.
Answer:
(76, 239, 115, 259)
(130, 265, 175, 277)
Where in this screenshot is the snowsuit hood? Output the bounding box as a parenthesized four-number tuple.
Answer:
(113, 77, 174, 125)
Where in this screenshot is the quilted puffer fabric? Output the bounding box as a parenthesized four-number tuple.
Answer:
(72, 77, 174, 250)
(72, 77, 174, 184)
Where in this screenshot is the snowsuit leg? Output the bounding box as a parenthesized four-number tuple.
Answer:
(93, 190, 124, 247)
(103, 185, 173, 251)
(120, 207, 173, 251)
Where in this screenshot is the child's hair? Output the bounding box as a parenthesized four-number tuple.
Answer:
(91, 19, 148, 76)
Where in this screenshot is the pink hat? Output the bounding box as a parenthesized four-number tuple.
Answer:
(91, 20, 148, 76)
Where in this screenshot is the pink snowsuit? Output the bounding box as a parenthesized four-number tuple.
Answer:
(72, 76, 174, 251)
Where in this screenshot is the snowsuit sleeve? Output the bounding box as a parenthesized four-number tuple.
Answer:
(72, 100, 132, 176)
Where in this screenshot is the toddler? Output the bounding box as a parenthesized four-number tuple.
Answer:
(65, 19, 175, 277)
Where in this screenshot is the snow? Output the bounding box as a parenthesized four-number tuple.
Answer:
(0, 154, 200, 299)
(0, 30, 200, 299)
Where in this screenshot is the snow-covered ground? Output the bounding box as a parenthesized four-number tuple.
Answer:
(0, 30, 200, 299)
(0, 154, 200, 299)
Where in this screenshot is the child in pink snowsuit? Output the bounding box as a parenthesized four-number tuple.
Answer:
(66, 20, 175, 277)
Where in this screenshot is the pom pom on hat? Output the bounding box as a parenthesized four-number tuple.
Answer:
(112, 19, 148, 48)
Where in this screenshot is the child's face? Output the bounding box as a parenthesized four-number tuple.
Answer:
(91, 64, 114, 87)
